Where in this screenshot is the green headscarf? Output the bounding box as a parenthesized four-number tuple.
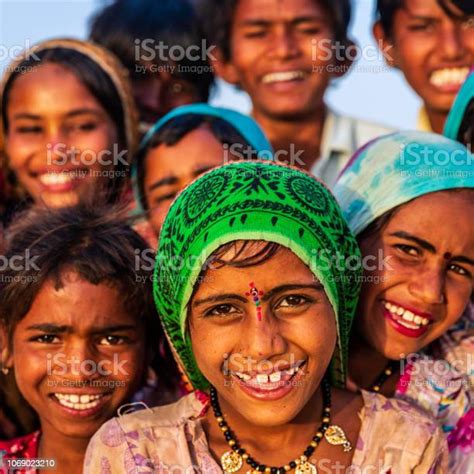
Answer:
(154, 161, 361, 390)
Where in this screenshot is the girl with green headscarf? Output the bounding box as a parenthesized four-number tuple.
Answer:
(85, 161, 447, 473)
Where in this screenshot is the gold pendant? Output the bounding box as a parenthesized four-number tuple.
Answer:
(221, 450, 243, 473)
(324, 425, 352, 452)
(296, 461, 318, 474)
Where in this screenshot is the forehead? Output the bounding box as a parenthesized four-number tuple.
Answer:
(194, 245, 316, 296)
(15, 274, 136, 331)
(385, 190, 474, 248)
(144, 126, 226, 179)
(7, 63, 102, 116)
(234, 0, 330, 23)
(399, 0, 457, 17)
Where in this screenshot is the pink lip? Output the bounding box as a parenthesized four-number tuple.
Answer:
(383, 308, 430, 339)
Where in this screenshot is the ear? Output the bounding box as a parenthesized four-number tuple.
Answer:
(373, 21, 397, 68)
(0, 324, 13, 369)
(211, 47, 241, 85)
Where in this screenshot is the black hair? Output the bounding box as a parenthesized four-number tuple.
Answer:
(89, 0, 214, 101)
(458, 99, 474, 151)
(376, 0, 471, 36)
(2, 48, 129, 203)
(136, 113, 256, 211)
(199, 0, 353, 61)
(0, 202, 179, 388)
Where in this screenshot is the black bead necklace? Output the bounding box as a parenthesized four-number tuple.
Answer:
(210, 378, 332, 474)
(371, 360, 400, 392)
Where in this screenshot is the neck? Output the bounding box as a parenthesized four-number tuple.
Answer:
(252, 105, 327, 171)
(205, 386, 324, 466)
(38, 422, 90, 474)
(425, 106, 448, 134)
(348, 331, 390, 392)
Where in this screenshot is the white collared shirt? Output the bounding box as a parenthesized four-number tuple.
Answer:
(311, 109, 395, 188)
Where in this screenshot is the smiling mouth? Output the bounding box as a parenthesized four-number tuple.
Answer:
(429, 67, 469, 89)
(261, 70, 307, 84)
(51, 392, 107, 411)
(231, 360, 306, 391)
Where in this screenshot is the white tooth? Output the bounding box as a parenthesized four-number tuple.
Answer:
(236, 372, 251, 381)
(396, 307, 404, 316)
(256, 374, 269, 384)
(403, 311, 414, 322)
(414, 316, 422, 325)
(69, 394, 79, 403)
(287, 367, 296, 376)
(422, 318, 429, 326)
(269, 371, 282, 383)
(80, 395, 90, 404)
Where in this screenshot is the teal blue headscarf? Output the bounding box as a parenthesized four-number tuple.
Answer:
(444, 69, 474, 141)
(334, 131, 474, 236)
(132, 104, 273, 214)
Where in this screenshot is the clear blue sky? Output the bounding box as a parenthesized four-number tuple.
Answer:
(0, 0, 422, 129)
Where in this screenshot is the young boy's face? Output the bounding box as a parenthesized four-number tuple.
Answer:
(216, 0, 339, 120)
(143, 125, 228, 234)
(7, 272, 146, 441)
(375, 0, 474, 115)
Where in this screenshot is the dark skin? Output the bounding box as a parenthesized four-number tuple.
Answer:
(214, 0, 351, 171)
(2, 273, 147, 474)
(190, 243, 362, 468)
(348, 191, 474, 396)
(374, 0, 474, 133)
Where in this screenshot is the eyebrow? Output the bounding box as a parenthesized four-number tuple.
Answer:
(238, 15, 324, 27)
(193, 283, 324, 307)
(390, 231, 474, 265)
(12, 108, 101, 121)
(193, 165, 215, 177)
(148, 176, 178, 191)
(390, 231, 436, 253)
(26, 324, 137, 334)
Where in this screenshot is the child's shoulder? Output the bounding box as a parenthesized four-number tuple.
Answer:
(0, 430, 40, 457)
(97, 391, 207, 437)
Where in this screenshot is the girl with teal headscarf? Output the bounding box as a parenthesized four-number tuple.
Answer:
(85, 161, 446, 474)
(334, 131, 474, 472)
(132, 103, 273, 240)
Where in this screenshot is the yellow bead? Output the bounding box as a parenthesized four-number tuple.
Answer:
(265, 468, 271, 473)
(300, 455, 307, 462)
(385, 369, 392, 375)
(373, 386, 380, 392)
(310, 441, 317, 448)
(316, 432, 323, 439)
(228, 440, 236, 446)
(322, 417, 330, 423)
(216, 416, 224, 423)
(284, 466, 291, 472)
(242, 454, 249, 460)
(221, 426, 228, 432)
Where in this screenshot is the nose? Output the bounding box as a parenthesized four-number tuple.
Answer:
(407, 265, 445, 305)
(239, 310, 287, 362)
(55, 341, 100, 381)
(438, 23, 465, 61)
(270, 26, 300, 60)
